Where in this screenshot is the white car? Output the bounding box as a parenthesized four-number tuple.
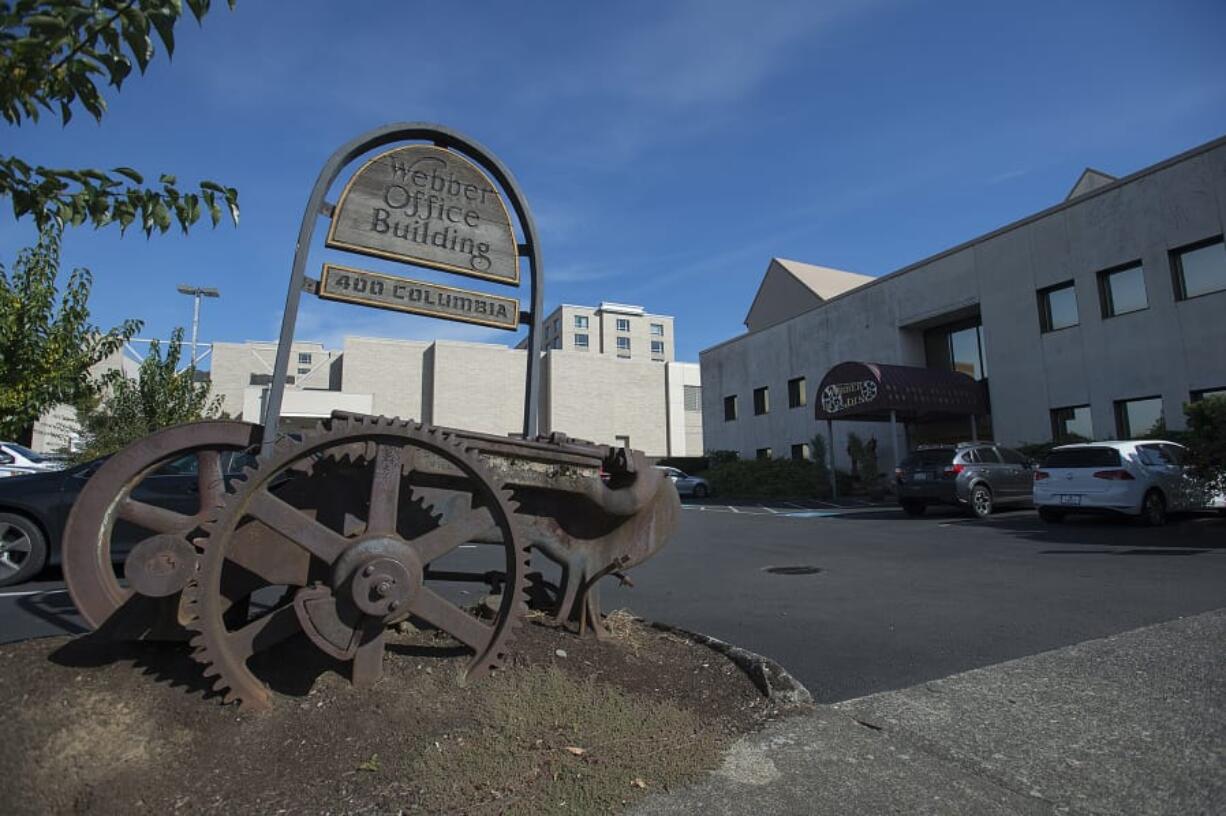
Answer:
(0, 442, 64, 478)
(1033, 440, 1225, 526)
(655, 466, 711, 498)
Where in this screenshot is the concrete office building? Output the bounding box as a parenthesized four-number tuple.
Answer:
(208, 310, 702, 457)
(530, 302, 676, 362)
(702, 135, 1226, 470)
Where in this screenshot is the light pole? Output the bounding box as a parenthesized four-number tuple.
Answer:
(176, 284, 220, 366)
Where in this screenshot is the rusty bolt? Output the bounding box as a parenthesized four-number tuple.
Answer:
(363, 564, 375, 577)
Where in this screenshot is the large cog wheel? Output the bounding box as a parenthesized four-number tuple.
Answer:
(62, 420, 263, 636)
(183, 416, 530, 709)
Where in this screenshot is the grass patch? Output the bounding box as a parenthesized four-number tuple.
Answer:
(410, 664, 723, 814)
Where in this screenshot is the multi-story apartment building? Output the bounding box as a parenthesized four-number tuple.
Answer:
(533, 303, 675, 363)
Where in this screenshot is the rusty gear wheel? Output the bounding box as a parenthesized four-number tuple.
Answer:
(183, 416, 529, 709)
(62, 420, 263, 636)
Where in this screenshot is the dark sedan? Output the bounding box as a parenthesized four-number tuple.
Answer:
(0, 452, 245, 587)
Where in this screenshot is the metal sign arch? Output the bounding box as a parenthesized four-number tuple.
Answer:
(261, 123, 545, 448)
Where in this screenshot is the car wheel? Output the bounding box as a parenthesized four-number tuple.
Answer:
(968, 484, 993, 519)
(901, 500, 926, 517)
(1141, 489, 1167, 527)
(692, 484, 709, 498)
(0, 512, 48, 587)
(1038, 507, 1065, 523)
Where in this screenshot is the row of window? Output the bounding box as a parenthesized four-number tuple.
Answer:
(1038, 235, 1226, 333)
(555, 334, 666, 357)
(724, 377, 807, 420)
(1052, 387, 1226, 441)
(568, 314, 666, 335)
(753, 444, 814, 461)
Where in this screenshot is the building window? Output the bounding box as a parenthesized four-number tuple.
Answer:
(650, 322, 664, 336)
(574, 333, 589, 350)
(574, 314, 589, 329)
(616, 336, 631, 357)
(297, 367, 310, 376)
(787, 377, 806, 408)
(791, 443, 811, 461)
(615, 434, 630, 448)
(1190, 387, 1226, 402)
(683, 385, 702, 412)
(924, 318, 987, 380)
(1114, 396, 1163, 439)
(1050, 404, 1093, 441)
(1171, 236, 1226, 300)
(723, 395, 738, 421)
(297, 352, 312, 365)
(650, 340, 665, 357)
(756, 447, 773, 460)
(616, 318, 630, 332)
(1098, 262, 1147, 318)
(1037, 281, 1078, 332)
(753, 386, 769, 415)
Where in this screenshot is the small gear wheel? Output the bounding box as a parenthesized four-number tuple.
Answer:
(183, 416, 529, 709)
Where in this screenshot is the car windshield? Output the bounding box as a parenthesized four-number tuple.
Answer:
(902, 449, 955, 468)
(1042, 447, 1122, 468)
(5, 443, 45, 463)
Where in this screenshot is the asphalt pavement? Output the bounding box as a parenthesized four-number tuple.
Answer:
(3, 502, 1225, 707)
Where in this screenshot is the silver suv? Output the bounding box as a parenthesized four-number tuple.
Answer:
(895, 443, 1035, 518)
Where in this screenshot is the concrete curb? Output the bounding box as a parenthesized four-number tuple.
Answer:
(646, 620, 814, 709)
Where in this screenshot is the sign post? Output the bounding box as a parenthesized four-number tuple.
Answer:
(261, 124, 544, 449)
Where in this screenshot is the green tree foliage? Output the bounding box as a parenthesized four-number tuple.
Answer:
(73, 326, 220, 459)
(1, 1, 239, 234)
(1181, 396, 1226, 495)
(0, 223, 140, 442)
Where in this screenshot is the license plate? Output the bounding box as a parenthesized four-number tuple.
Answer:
(1059, 494, 1082, 506)
(912, 472, 929, 481)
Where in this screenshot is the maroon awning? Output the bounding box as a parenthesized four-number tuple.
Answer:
(814, 361, 987, 421)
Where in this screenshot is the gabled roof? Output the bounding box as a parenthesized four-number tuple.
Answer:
(743, 258, 873, 331)
(1065, 167, 1117, 201)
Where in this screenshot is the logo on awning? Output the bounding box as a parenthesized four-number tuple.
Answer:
(820, 380, 878, 415)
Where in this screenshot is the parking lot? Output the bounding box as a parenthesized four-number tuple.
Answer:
(3, 502, 1224, 704)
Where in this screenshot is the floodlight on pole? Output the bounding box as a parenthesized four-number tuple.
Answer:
(176, 284, 221, 366)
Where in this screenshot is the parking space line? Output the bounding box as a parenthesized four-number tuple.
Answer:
(727, 505, 741, 513)
(0, 588, 69, 598)
(759, 505, 779, 514)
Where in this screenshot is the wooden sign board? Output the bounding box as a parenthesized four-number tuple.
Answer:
(318, 264, 520, 331)
(326, 145, 519, 286)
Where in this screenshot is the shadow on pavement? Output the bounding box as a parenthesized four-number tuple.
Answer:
(16, 589, 88, 637)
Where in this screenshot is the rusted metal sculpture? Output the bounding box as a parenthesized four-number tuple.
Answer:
(58, 123, 679, 709)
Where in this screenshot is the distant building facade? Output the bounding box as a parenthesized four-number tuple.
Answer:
(208, 306, 701, 457)
(702, 136, 1226, 471)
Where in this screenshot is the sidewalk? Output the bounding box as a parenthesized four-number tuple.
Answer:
(631, 609, 1226, 815)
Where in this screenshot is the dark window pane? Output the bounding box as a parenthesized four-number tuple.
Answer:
(787, 377, 806, 408)
(950, 326, 982, 379)
(1104, 265, 1148, 316)
(753, 387, 769, 415)
(975, 446, 1002, 463)
(1041, 283, 1078, 331)
(1000, 448, 1029, 465)
(756, 447, 772, 460)
(1116, 396, 1163, 438)
(1051, 405, 1093, 441)
(791, 443, 810, 461)
(724, 395, 737, 421)
(1177, 239, 1226, 299)
(1042, 447, 1121, 468)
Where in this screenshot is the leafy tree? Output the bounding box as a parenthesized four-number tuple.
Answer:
(1182, 396, 1226, 496)
(73, 326, 221, 459)
(1, 0, 239, 234)
(0, 223, 140, 443)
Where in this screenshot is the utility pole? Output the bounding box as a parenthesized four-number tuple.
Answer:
(176, 285, 221, 366)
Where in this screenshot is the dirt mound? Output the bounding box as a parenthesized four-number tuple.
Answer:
(2, 613, 795, 814)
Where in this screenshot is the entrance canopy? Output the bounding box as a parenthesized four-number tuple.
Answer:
(814, 361, 986, 421)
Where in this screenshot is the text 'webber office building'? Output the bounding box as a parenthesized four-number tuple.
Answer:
(701, 135, 1226, 470)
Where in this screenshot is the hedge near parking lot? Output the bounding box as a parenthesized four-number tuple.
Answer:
(704, 457, 851, 499)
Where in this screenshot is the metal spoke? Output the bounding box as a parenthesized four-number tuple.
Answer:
(197, 449, 226, 510)
(118, 498, 195, 534)
(0, 552, 19, 575)
(225, 603, 301, 661)
(367, 443, 404, 534)
(410, 586, 493, 651)
(247, 489, 349, 564)
(412, 506, 496, 563)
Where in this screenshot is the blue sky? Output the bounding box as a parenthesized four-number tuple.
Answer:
(4, 0, 1226, 363)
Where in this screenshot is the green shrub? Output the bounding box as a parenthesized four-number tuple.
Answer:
(706, 457, 827, 499)
(1183, 395, 1226, 494)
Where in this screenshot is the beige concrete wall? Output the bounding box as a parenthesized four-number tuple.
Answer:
(546, 350, 669, 454)
(341, 337, 429, 420)
(210, 341, 338, 420)
(428, 342, 527, 435)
